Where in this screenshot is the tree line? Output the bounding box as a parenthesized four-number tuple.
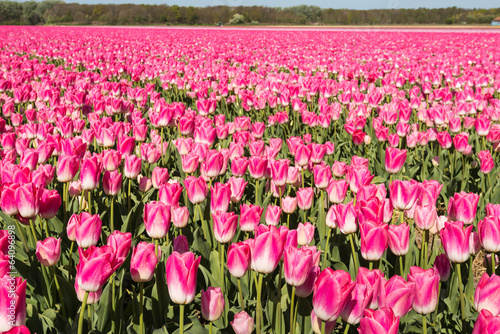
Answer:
(0, 1, 499, 26)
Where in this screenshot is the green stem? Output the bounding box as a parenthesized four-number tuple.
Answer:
(456, 263, 466, 322)
(399, 256, 404, 278)
(290, 286, 296, 334)
(52, 266, 66, 318)
(255, 179, 260, 206)
(88, 190, 91, 215)
(41, 265, 53, 307)
(421, 229, 426, 269)
(349, 234, 359, 273)
(198, 204, 210, 245)
(128, 178, 132, 212)
(68, 241, 74, 281)
(369, 261, 373, 270)
(179, 304, 185, 334)
(321, 320, 326, 334)
(256, 273, 263, 334)
(209, 322, 213, 334)
(237, 278, 244, 311)
(139, 282, 144, 334)
(422, 314, 427, 334)
(110, 196, 114, 232)
(78, 291, 89, 334)
(344, 323, 351, 334)
(220, 242, 225, 294)
(154, 239, 160, 260)
(492, 252, 496, 275)
(111, 273, 116, 332)
(322, 228, 332, 270)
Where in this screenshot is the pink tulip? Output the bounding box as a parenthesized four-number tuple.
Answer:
(440, 221, 472, 263)
(248, 156, 267, 179)
(201, 287, 225, 322)
(68, 181, 82, 197)
(389, 179, 420, 211)
(388, 223, 409, 256)
(447, 191, 479, 225)
(346, 167, 374, 194)
(334, 202, 358, 235)
(203, 150, 224, 178)
(56, 154, 79, 182)
(359, 220, 389, 261)
(312, 268, 355, 322)
(297, 187, 314, 211)
(231, 157, 249, 177)
(472, 309, 500, 334)
(107, 231, 132, 267)
(475, 273, 500, 316)
(39, 189, 61, 219)
(270, 159, 289, 186)
(76, 245, 115, 292)
(0, 183, 20, 216)
(282, 196, 297, 214)
(210, 183, 231, 213)
(36, 237, 61, 267)
(265, 205, 282, 226)
(239, 204, 262, 232)
(310, 310, 336, 334)
(144, 201, 171, 239)
(227, 242, 250, 278)
(313, 164, 331, 189)
(159, 182, 183, 207)
(101, 149, 121, 171)
(296, 265, 320, 298)
(172, 206, 189, 229)
(358, 307, 400, 334)
(326, 205, 337, 229)
(212, 211, 238, 243)
(124, 155, 142, 179)
(341, 282, 373, 325)
(478, 150, 495, 174)
(165, 251, 201, 304)
(433, 253, 451, 282)
(151, 167, 169, 189)
(130, 242, 159, 283)
(297, 222, 315, 246)
(453, 132, 469, 153)
(378, 275, 415, 317)
(250, 225, 284, 274)
(294, 144, 311, 166)
(356, 267, 384, 309)
(385, 147, 407, 174)
(418, 180, 443, 206)
(231, 311, 254, 334)
(331, 161, 348, 178)
(486, 203, 500, 217)
(181, 154, 199, 174)
(102, 170, 122, 196)
(407, 266, 439, 314)
(138, 175, 152, 192)
(75, 212, 102, 248)
(184, 176, 208, 204)
(0, 276, 26, 331)
(478, 216, 500, 253)
(326, 179, 348, 204)
(228, 177, 247, 202)
(80, 156, 102, 190)
(15, 183, 40, 219)
(283, 245, 314, 286)
(414, 204, 437, 230)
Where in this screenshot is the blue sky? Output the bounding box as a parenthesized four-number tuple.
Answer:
(66, 0, 499, 9)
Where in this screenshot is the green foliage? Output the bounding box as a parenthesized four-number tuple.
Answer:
(0, 1, 499, 26)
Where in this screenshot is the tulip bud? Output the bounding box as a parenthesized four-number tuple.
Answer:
(201, 287, 225, 322)
(36, 237, 61, 267)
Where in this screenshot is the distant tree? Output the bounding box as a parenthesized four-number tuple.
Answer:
(229, 13, 244, 25)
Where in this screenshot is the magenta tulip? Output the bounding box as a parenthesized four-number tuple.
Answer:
(103, 170, 122, 196)
(378, 275, 415, 317)
(447, 191, 479, 225)
(212, 211, 238, 243)
(407, 266, 439, 314)
(75, 212, 102, 249)
(250, 225, 284, 274)
(76, 245, 115, 292)
(159, 182, 183, 207)
(210, 183, 231, 214)
(359, 220, 389, 261)
(385, 147, 407, 174)
(414, 204, 437, 230)
(15, 183, 40, 219)
(165, 251, 201, 304)
(144, 201, 171, 239)
(475, 273, 500, 316)
(297, 187, 314, 210)
(284, 245, 314, 286)
(228, 177, 247, 203)
(388, 223, 409, 256)
(239, 204, 262, 232)
(326, 179, 348, 204)
(440, 221, 472, 263)
(80, 156, 102, 190)
(389, 179, 420, 211)
(310, 310, 336, 334)
(358, 307, 400, 334)
(151, 167, 169, 189)
(130, 242, 159, 283)
(124, 155, 142, 179)
(312, 268, 355, 322)
(341, 282, 373, 325)
(56, 154, 80, 182)
(231, 311, 254, 334)
(356, 267, 384, 309)
(39, 189, 61, 219)
(265, 205, 282, 226)
(172, 206, 189, 229)
(201, 287, 225, 322)
(0, 183, 20, 216)
(0, 276, 26, 331)
(184, 176, 208, 204)
(334, 202, 358, 235)
(36, 237, 61, 267)
(433, 253, 452, 282)
(297, 222, 315, 246)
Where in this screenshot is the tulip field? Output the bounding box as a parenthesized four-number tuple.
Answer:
(2, 26, 500, 334)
